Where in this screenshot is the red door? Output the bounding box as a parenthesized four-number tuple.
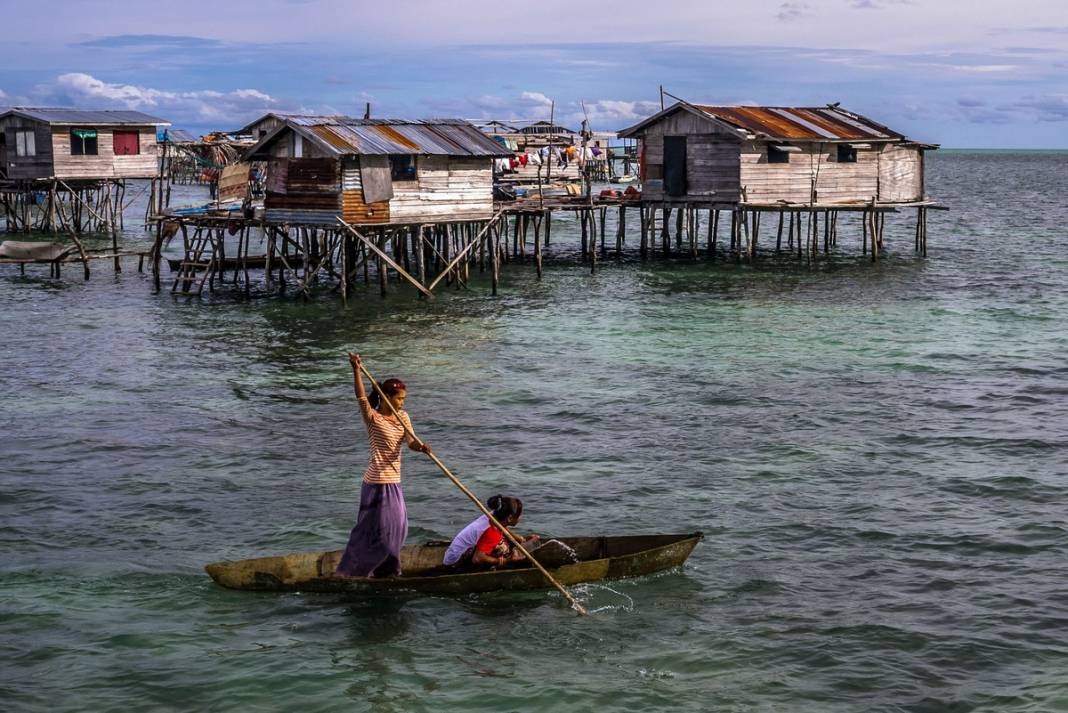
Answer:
(113, 130, 140, 156)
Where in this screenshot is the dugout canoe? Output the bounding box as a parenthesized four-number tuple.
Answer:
(205, 532, 702, 594)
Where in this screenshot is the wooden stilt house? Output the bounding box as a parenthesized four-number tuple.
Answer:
(0, 108, 169, 181)
(243, 116, 510, 225)
(618, 102, 937, 207)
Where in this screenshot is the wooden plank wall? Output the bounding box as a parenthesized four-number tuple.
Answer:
(739, 141, 879, 204)
(264, 157, 342, 221)
(389, 156, 495, 221)
(52, 127, 159, 179)
(1, 117, 55, 179)
(638, 109, 742, 203)
(878, 144, 923, 202)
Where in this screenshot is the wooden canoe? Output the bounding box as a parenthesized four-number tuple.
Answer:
(205, 532, 702, 594)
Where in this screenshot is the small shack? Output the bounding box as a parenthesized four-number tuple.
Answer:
(0, 108, 168, 181)
(243, 116, 509, 225)
(618, 102, 936, 206)
(235, 112, 347, 142)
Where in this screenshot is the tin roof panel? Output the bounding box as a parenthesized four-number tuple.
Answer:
(296, 116, 508, 156)
(694, 105, 902, 141)
(3, 107, 170, 126)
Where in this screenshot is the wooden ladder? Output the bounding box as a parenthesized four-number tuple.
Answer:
(171, 227, 220, 296)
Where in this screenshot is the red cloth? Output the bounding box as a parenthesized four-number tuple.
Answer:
(518, 154, 529, 166)
(475, 526, 504, 555)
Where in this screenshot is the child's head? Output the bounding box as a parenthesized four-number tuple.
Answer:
(487, 494, 523, 526)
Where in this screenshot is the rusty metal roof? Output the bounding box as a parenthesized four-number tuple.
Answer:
(693, 105, 902, 141)
(1, 107, 170, 126)
(287, 117, 510, 156)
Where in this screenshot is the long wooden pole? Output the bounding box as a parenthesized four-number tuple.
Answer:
(357, 359, 589, 616)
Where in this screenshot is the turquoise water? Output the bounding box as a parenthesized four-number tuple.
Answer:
(2, 152, 1067, 712)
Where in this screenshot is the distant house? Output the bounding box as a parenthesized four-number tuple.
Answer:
(235, 112, 347, 141)
(618, 102, 936, 206)
(243, 116, 510, 225)
(0, 108, 169, 181)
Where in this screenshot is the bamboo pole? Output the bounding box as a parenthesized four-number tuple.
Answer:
(355, 359, 589, 616)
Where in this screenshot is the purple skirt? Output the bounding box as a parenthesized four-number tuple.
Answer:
(335, 482, 408, 577)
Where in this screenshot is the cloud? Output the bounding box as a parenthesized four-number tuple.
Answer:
(849, 0, 911, 8)
(776, 2, 808, 21)
(40, 73, 280, 126)
(581, 99, 661, 126)
(518, 91, 554, 110)
(948, 64, 1017, 73)
(1011, 95, 1068, 122)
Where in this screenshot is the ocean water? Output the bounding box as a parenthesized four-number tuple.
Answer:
(1, 151, 1067, 712)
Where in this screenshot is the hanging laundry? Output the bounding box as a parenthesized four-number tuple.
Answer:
(518, 153, 529, 166)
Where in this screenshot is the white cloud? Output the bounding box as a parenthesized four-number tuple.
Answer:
(948, 64, 1017, 73)
(43, 72, 279, 126)
(776, 2, 809, 21)
(581, 99, 661, 126)
(518, 91, 554, 110)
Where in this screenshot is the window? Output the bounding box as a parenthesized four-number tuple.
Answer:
(15, 130, 36, 157)
(390, 155, 417, 181)
(70, 129, 99, 156)
(113, 130, 140, 156)
(767, 145, 790, 164)
(837, 144, 857, 163)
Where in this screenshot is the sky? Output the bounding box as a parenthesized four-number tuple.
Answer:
(1, 0, 1066, 147)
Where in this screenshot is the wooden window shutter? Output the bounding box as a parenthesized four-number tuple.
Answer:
(113, 130, 140, 156)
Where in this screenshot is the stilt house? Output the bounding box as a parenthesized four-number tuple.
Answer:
(0, 108, 169, 181)
(618, 102, 936, 206)
(243, 116, 509, 225)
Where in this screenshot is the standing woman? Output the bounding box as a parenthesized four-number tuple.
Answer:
(336, 353, 431, 578)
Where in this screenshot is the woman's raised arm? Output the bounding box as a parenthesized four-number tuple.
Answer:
(348, 353, 373, 421)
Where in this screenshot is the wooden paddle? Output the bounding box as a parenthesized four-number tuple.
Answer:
(355, 358, 589, 616)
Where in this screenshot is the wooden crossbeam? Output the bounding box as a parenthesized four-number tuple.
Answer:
(335, 219, 433, 299)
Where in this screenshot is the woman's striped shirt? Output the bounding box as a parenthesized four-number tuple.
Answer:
(358, 396, 416, 484)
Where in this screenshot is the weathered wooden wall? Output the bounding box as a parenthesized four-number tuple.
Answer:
(1, 117, 55, 179)
(264, 157, 342, 224)
(391, 156, 495, 221)
(52, 127, 159, 179)
(877, 144, 924, 202)
(339, 156, 493, 223)
(639, 111, 743, 203)
(738, 141, 876, 204)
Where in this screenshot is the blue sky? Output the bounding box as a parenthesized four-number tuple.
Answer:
(1, 0, 1066, 147)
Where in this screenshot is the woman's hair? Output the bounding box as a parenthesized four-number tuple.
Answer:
(369, 378, 406, 409)
(487, 494, 523, 522)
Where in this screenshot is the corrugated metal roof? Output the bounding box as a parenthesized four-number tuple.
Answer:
(2, 107, 170, 126)
(291, 117, 509, 157)
(162, 128, 197, 143)
(693, 105, 900, 141)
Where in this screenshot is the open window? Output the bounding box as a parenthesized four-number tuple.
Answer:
(390, 155, 417, 182)
(113, 130, 140, 156)
(767, 145, 792, 164)
(70, 129, 99, 156)
(15, 130, 36, 157)
(837, 144, 857, 163)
